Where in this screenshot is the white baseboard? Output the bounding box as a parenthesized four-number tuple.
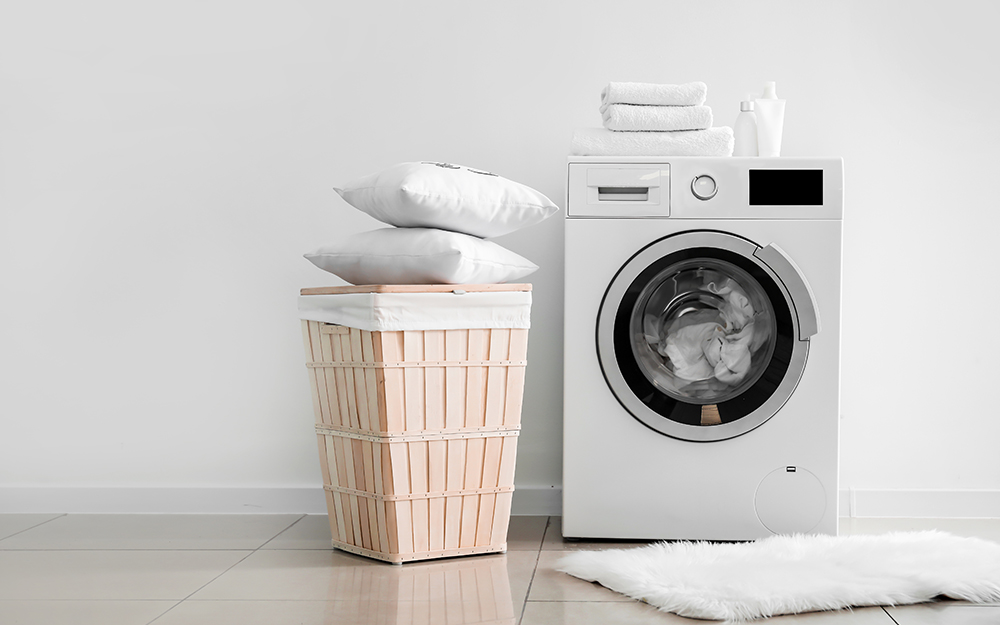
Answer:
(2, 486, 997, 518)
(840, 489, 1000, 519)
(0, 487, 328, 514)
(511, 485, 562, 516)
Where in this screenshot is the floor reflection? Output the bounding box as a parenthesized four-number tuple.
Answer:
(324, 552, 516, 624)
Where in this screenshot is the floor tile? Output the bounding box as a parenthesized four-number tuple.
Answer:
(541, 517, 655, 551)
(521, 602, 896, 624)
(0, 600, 174, 625)
(0, 514, 63, 541)
(885, 603, 1000, 624)
(527, 551, 633, 602)
(260, 514, 549, 553)
(192, 548, 537, 609)
(839, 517, 1000, 543)
(521, 600, 683, 624)
(0, 550, 249, 600)
(154, 599, 518, 625)
(260, 514, 332, 550)
(0, 514, 302, 550)
(507, 515, 548, 551)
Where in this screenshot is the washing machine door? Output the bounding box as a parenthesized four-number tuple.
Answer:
(597, 230, 819, 442)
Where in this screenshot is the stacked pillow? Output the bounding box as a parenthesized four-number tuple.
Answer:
(305, 162, 558, 285)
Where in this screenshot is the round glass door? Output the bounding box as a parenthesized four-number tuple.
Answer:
(597, 231, 811, 441)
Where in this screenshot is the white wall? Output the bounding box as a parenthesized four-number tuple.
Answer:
(2, 0, 999, 515)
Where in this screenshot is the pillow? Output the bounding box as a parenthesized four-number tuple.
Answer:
(304, 228, 538, 285)
(334, 161, 559, 238)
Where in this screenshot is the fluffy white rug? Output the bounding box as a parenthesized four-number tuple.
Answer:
(558, 531, 1000, 621)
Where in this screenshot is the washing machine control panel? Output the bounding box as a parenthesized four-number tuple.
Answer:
(567, 157, 843, 220)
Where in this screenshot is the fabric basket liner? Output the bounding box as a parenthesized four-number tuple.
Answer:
(298, 290, 532, 332)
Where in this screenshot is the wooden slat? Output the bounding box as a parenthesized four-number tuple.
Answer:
(339, 437, 363, 546)
(504, 329, 529, 427)
(340, 492, 355, 546)
(323, 437, 347, 543)
(444, 438, 466, 550)
(360, 331, 382, 433)
(444, 330, 468, 430)
(371, 333, 389, 433)
(484, 329, 510, 428)
(300, 283, 532, 295)
(427, 439, 447, 552)
(491, 491, 514, 549)
(423, 330, 446, 431)
(302, 321, 325, 424)
(372, 443, 389, 552)
(460, 438, 486, 548)
(389, 443, 413, 555)
(323, 490, 341, 545)
(481, 437, 503, 489)
(403, 331, 425, 431)
(349, 329, 372, 432)
(331, 331, 352, 429)
(497, 436, 518, 488)
(476, 436, 504, 546)
(361, 439, 379, 550)
(385, 499, 399, 554)
(315, 435, 331, 485)
(310, 322, 333, 426)
(409, 441, 429, 554)
(380, 332, 406, 433)
(465, 330, 489, 428)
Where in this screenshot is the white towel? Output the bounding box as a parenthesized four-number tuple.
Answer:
(570, 127, 734, 157)
(603, 104, 713, 132)
(600, 81, 707, 110)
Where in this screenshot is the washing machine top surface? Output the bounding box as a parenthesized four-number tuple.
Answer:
(566, 156, 843, 221)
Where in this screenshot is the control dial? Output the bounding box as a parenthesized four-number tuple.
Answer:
(691, 175, 718, 200)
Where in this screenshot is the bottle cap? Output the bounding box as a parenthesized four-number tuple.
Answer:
(761, 82, 778, 99)
(740, 94, 755, 111)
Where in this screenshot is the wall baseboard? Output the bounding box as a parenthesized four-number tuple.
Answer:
(0, 487, 328, 515)
(2, 487, 997, 518)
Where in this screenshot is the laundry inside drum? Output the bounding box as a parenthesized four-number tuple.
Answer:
(631, 258, 777, 407)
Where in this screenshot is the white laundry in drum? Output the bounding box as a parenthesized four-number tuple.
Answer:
(641, 275, 772, 400)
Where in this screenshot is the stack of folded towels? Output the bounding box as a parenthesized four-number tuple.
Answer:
(571, 81, 734, 157)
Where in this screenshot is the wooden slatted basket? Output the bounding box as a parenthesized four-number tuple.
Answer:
(300, 284, 530, 563)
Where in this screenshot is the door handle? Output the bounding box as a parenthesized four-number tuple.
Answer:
(754, 243, 820, 340)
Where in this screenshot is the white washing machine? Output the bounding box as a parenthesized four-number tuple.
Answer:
(563, 156, 842, 541)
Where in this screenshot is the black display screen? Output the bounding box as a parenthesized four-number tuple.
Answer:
(749, 169, 823, 205)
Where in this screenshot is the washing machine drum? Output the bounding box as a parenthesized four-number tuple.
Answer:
(597, 230, 818, 442)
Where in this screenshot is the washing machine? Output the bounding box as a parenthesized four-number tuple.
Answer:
(562, 156, 842, 541)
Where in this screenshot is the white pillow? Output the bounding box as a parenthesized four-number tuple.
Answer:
(304, 228, 538, 285)
(334, 161, 558, 238)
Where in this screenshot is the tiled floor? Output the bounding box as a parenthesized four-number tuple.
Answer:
(1, 515, 998, 624)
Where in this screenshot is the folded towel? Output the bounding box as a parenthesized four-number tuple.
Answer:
(600, 81, 707, 110)
(603, 104, 713, 132)
(570, 127, 734, 157)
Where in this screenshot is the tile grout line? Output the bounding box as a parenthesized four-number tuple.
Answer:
(0, 513, 68, 543)
(881, 606, 901, 625)
(255, 514, 308, 550)
(517, 516, 550, 625)
(144, 514, 307, 625)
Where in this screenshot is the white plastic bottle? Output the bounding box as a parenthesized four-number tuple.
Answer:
(733, 95, 758, 157)
(755, 82, 786, 157)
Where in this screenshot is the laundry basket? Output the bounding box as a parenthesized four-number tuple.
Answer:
(299, 284, 531, 563)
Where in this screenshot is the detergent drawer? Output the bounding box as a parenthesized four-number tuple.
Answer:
(567, 163, 670, 217)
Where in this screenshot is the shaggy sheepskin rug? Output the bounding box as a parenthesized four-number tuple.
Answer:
(558, 531, 1000, 621)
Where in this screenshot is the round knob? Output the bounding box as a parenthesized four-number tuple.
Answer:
(691, 175, 718, 200)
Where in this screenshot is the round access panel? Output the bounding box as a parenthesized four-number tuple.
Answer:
(754, 466, 827, 535)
